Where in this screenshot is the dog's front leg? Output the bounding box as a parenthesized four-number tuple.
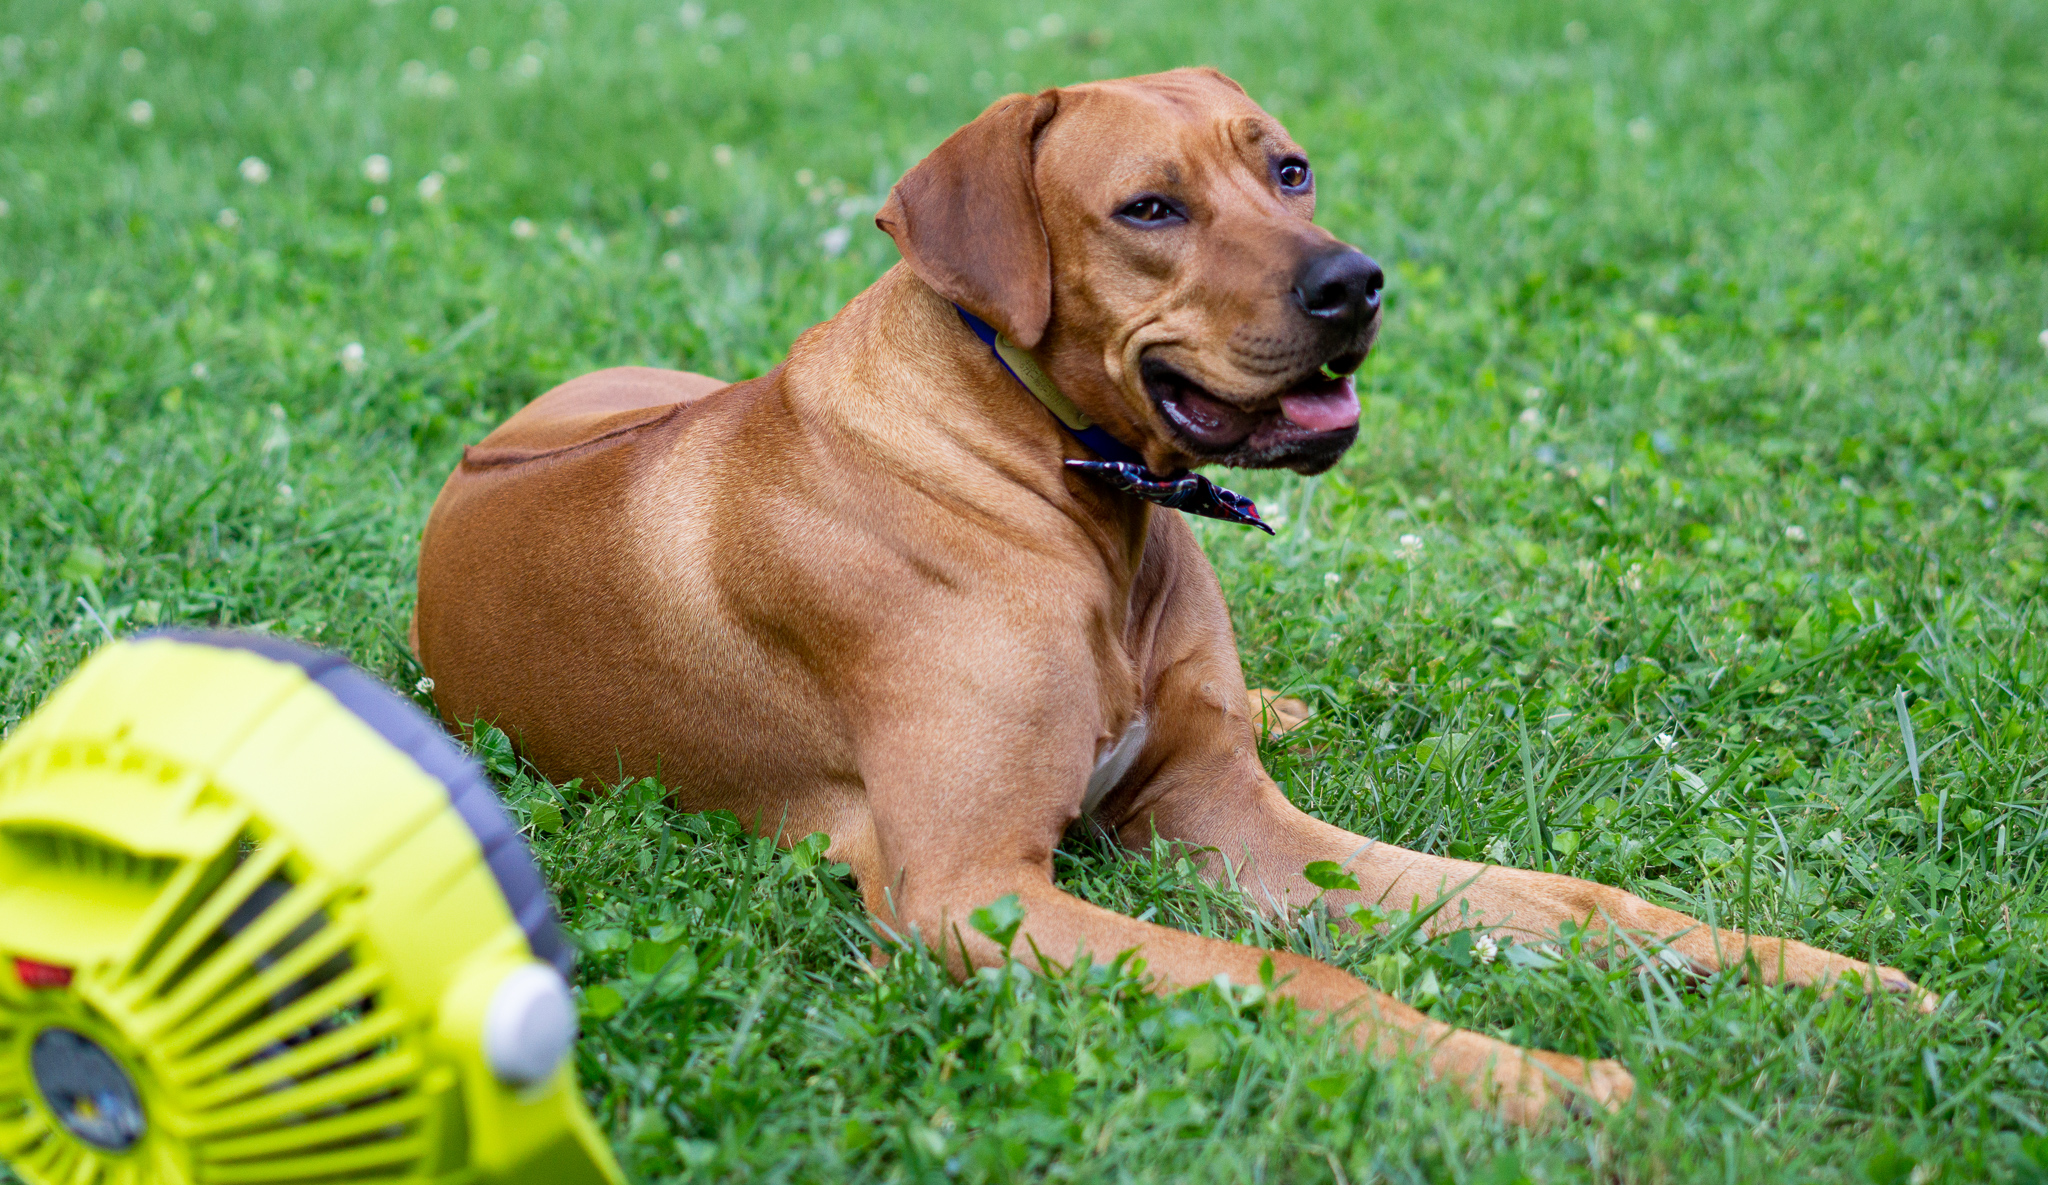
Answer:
(1108, 579, 1933, 1013)
(846, 627, 1626, 1127)
(1110, 514, 1934, 1012)
(867, 861, 1626, 1126)
(1134, 770, 1933, 1009)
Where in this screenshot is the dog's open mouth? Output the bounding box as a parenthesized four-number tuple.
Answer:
(1146, 349, 1367, 454)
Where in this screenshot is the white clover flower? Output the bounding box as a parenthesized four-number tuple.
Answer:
(661, 249, 685, 271)
(120, 47, 145, 72)
(361, 153, 392, 184)
(81, 1, 106, 24)
(1395, 533, 1424, 562)
(367, 195, 387, 215)
(215, 207, 240, 229)
(2038, 328, 2047, 353)
(1785, 525, 1809, 543)
(1484, 835, 1512, 864)
(1004, 27, 1031, 50)
(819, 225, 852, 257)
(649, 160, 671, 180)
(290, 67, 316, 92)
(905, 73, 930, 95)
(711, 144, 734, 167)
(510, 216, 537, 239)
(515, 53, 542, 78)
(339, 341, 366, 374)
(190, 361, 209, 379)
(415, 676, 436, 695)
(1654, 732, 1676, 753)
(467, 46, 491, 70)
(430, 5, 458, 31)
(662, 206, 689, 227)
(238, 156, 271, 184)
(126, 99, 153, 125)
(423, 71, 456, 98)
(417, 171, 445, 201)
(1038, 13, 1066, 36)
(1323, 571, 1341, 586)
(1473, 933, 1499, 965)
(1627, 116, 1654, 143)
(677, 1, 704, 27)
(1518, 406, 1541, 428)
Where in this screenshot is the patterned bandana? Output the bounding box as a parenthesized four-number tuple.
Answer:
(956, 307, 1274, 535)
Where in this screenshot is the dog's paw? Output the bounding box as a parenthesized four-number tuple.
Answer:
(1494, 1048, 1633, 1127)
(1438, 1032, 1632, 1127)
(1248, 688, 1311, 738)
(1894, 975, 1943, 1014)
(1815, 961, 1942, 1014)
(1738, 941, 1941, 1014)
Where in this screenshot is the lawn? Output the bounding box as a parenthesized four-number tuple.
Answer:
(4, 0, 2048, 1180)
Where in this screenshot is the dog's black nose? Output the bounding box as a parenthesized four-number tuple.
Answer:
(1293, 249, 1384, 325)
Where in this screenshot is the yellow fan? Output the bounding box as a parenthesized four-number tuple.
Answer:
(0, 632, 622, 1185)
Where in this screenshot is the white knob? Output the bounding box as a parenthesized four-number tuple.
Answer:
(482, 963, 576, 1087)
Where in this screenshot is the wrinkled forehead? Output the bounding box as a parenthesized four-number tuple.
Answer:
(1035, 71, 1302, 200)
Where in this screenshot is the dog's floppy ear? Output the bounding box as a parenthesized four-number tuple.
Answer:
(877, 90, 1059, 350)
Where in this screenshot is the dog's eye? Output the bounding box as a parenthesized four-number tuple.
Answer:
(1276, 158, 1311, 192)
(1116, 196, 1180, 224)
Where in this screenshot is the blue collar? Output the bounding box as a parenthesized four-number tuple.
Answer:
(955, 307, 1273, 534)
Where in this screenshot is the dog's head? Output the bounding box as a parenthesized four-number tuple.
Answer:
(878, 67, 1380, 476)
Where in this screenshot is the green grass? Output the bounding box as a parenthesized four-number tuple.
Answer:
(5, 0, 2048, 1180)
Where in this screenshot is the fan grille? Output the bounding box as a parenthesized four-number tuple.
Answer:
(3, 828, 179, 890)
(2, 822, 432, 1185)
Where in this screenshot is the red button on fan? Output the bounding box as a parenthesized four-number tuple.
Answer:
(13, 959, 73, 989)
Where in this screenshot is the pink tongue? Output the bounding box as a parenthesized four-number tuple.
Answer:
(1279, 383, 1360, 432)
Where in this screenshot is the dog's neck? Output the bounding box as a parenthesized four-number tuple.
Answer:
(783, 264, 1159, 576)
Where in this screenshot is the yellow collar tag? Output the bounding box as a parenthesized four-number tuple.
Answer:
(990, 334, 1094, 432)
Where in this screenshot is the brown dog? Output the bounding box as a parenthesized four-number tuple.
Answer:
(414, 68, 1929, 1125)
